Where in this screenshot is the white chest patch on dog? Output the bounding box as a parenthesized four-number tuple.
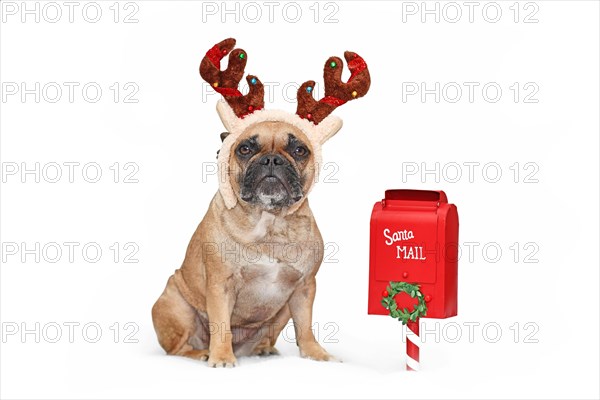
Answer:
(239, 254, 285, 301)
(255, 257, 281, 296)
(249, 211, 277, 241)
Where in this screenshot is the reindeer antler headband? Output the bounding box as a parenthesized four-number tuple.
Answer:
(200, 37, 371, 211)
(200, 37, 370, 124)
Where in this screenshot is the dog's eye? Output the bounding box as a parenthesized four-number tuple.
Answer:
(237, 145, 252, 156)
(294, 146, 308, 157)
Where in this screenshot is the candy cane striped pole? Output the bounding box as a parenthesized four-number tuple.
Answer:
(405, 319, 420, 371)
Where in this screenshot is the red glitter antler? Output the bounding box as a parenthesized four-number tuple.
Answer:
(296, 51, 371, 124)
(200, 38, 264, 118)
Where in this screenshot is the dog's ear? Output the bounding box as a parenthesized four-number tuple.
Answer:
(217, 132, 230, 158)
(315, 115, 343, 145)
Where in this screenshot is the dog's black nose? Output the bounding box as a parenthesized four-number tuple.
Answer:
(258, 154, 285, 166)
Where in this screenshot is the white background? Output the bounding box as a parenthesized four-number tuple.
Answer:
(1, 1, 599, 399)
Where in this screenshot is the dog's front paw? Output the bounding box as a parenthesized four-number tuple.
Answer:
(299, 342, 337, 362)
(207, 351, 237, 368)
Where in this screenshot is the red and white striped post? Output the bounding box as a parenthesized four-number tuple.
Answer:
(405, 319, 420, 371)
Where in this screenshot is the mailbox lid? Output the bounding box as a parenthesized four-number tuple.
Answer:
(372, 206, 439, 284)
(384, 189, 447, 205)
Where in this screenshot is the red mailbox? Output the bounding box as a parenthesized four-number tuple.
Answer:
(368, 189, 459, 319)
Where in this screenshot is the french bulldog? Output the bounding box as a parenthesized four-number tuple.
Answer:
(152, 38, 370, 367)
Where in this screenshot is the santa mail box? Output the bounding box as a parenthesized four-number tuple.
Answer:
(368, 189, 459, 319)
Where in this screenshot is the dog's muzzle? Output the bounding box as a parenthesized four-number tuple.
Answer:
(240, 153, 304, 208)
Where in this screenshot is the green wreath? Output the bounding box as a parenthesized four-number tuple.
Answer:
(381, 281, 428, 325)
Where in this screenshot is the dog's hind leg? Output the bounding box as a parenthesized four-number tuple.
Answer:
(269, 304, 292, 347)
(152, 275, 209, 361)
(251, 305, 291, 356)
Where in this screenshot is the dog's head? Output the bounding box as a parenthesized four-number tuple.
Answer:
(228, 122, 314, 210)
(201, 38, 370, 214)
